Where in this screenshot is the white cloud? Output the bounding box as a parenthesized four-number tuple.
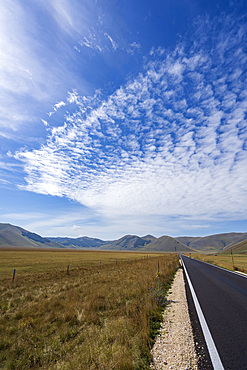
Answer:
(168, 61, 184, 79)
(79, 36, 103, 52)
(54, 101, 66, 111)
(127, 42, 141, 55)
(1, 1, 129, 132)
(74, 45, 80, 53)
(0, 1, 80, 131)
(0, 178, 11, 184)
(104, 33, 118, 50)
(2, 212, 47, 221)
(41, 119, 48, 127)
(15, 14, 247, 226)
(78, 31, 120, 53)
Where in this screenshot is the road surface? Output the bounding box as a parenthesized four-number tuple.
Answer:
(181, 255, 247, 370)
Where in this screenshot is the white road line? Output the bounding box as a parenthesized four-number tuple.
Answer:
(181, 256, 225, 370)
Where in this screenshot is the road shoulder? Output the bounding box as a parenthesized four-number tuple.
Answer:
(150, 268, 198, 369)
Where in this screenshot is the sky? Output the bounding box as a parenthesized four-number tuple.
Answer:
(0, 0, 247, 240)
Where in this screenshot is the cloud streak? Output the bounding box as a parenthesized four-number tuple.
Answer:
(15, 14, 247, 224)
(0, 0, 137, 133)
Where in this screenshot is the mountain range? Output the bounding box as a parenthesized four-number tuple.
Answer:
(0, 223, 63, 249)
(0, 223, 247, 254)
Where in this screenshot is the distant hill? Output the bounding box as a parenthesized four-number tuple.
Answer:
(50, 234, 156, 251)
(1, 223, 246, 253)
(141, 234, 156, 242)
(49, 236, 108, 249)
(98, 235, 153, 250)
(51, 233, 194, 252)
(176, 233, 247, 252)
(141, 235, 195, 252)
(0, 223, 63, 249)
(176, 237, 200, 247)
(222, 239, 247, 254)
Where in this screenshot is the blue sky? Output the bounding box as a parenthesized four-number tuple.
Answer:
(1, 0, 247, 239)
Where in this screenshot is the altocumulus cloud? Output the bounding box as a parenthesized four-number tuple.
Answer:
(15, 15, 247, 222)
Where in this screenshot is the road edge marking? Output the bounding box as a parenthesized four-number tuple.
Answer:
(188, 257, 247, 279)
(181, 256, 225, 370)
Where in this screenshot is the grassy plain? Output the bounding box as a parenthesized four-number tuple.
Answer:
(0, 249, 179, 369)
(194, 253, 247, 273)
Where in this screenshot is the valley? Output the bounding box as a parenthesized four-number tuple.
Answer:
(1, 223, 247, 254)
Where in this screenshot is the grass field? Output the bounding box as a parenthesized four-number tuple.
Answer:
(0, 250, 179, 369)
(193, 253, 247, 273)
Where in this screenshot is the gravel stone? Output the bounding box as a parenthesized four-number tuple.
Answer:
(151, 268, 198, 369)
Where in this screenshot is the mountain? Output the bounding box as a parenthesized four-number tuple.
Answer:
(0, 223, 64, 249)
(51, 233, 194, 252)
(176, 236, 201, 247)
(49, 236, 109, 249)
(176, 233, 247, 252)
(99, 235, 153, 250)
(141, 235, 195, 252)
(50, 234, 157, 251)
(222, 239, 247, 254)
(1, 223, 246, 253)
(141, 234, 156, 242)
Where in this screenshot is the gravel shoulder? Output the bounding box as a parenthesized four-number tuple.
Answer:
(151, 268, 198, 369)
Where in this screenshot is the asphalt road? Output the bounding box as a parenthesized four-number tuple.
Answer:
(181, 255, 247, 370)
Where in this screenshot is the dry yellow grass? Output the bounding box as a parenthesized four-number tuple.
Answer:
(194, 253, 247, 273)
(0, 250, 179, 369)
(0, 249, 158, 279)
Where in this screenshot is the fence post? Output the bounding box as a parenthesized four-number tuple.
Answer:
(12, 269, 16, 284)
(67, 265, 70, 275)
(231, 249, 234, 269)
